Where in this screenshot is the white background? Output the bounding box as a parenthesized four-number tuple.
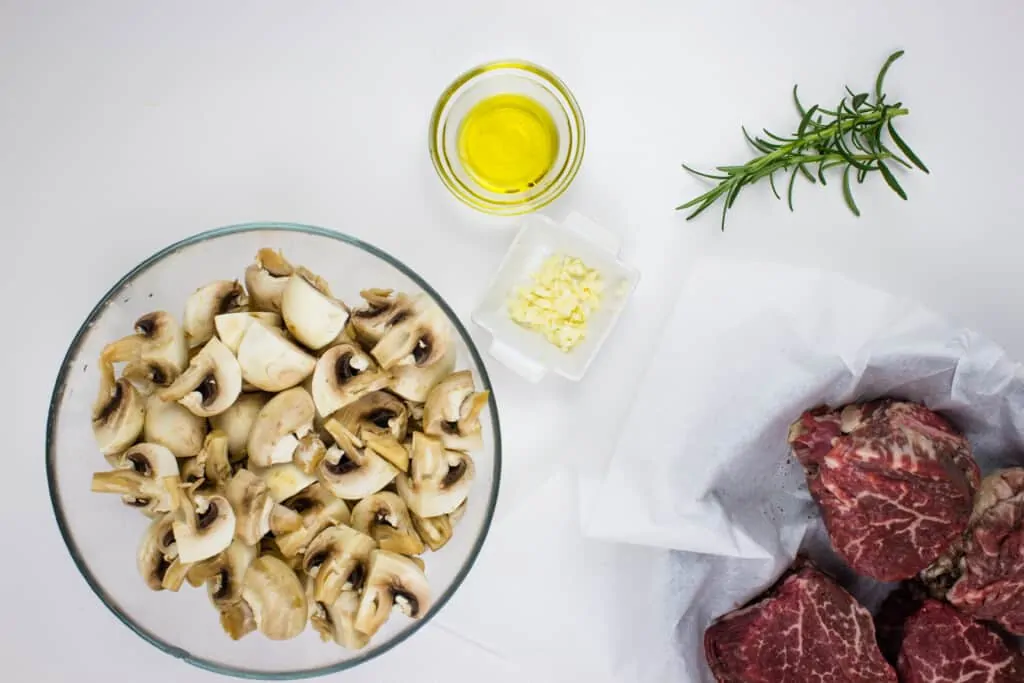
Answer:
(2, 1, 1023, 681)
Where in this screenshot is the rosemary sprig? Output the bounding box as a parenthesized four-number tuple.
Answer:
(677, 51, 928, 230)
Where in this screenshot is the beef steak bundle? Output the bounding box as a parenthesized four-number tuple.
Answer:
(788, 400, 980, 581)
(897, 599, 1024, 683)
(703, 559, 896, 682)
(925, 468, 1024, 635)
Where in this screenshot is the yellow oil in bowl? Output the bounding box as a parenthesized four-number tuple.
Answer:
(457, 93, 559, 195)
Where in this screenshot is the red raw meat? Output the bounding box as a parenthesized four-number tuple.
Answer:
(788, 400, 980, 581)
(898, 599, 1024, 683)
(941, 468, 1024, 635)
(704, 559, 897, 683)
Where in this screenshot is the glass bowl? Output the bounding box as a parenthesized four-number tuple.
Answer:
(46, 223, 501, 679)
(429, 59, 586, 216)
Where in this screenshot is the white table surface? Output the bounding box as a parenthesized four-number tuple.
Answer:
(3, 1, 1023, 681)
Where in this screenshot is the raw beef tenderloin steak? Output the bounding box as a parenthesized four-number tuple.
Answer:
(788, 400, 980, 581)
(703, 559, 896, 683)
(933, 468, 1024, 635)
(898, 599, 1024, 683)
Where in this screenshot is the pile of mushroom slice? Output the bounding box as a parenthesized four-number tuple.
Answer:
(89, 249, 488, 648)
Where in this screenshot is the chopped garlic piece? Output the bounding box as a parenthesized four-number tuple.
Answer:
(507, 254, 604, 352)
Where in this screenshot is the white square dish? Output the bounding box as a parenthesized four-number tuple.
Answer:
(471, 212, 640, 382)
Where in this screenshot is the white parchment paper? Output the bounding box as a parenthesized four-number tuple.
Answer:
(579, 258, 1024, 681)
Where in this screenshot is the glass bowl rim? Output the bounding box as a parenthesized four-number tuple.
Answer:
(45, 221, 503, 679)
(428, 58, 586, 216)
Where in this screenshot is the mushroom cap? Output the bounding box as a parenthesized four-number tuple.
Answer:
(209, 392, 268, 461)
(370, 294, 452, 368)
(158, 337, 243, 417)
(350, 492, 424, 556)
(172, 493, 236, 563)
(91, 443, 180, 516)
(334, 391, 409, 443)
(137, 513, 183, 591)
(215, 312, 282, 354)
(92, 362, 146, 456)
(200, 430, 233, 489)
(188, 540, 257, 608)
(143, 393, 207, 458)
(281, 273, 350, 350)
(317, 423, 399, 500)
(236, 321, 316, 392)
(183, 280, 248, 348)
(100, 311, 189, 388)
(354, 550, 431, 637)
(311, 343, 390, 418)
(423, 370, 489, 452)
(251, 462, 317, 503)
(349, 289, 415, 347)
(397, 433, 475, 518)
(303, 524, 377, 606)
(244, 249, 294, 313)
(292, 432, 327, 475)
(274, 483, 351, 558)
(247, 387, 316, 468)
(311, 590, 369, 650)
(241, 555, 308, 640)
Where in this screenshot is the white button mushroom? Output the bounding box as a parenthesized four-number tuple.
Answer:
(137, 513, 192, 591)
(353, 550, 431, 638)
(246, 387, 316, 468)
(348, 289, 414, 347)
(302, 524, 377, 607)
(310, 342, 390, 418)
(235, 321, 316, 392)
(316, 420, 399, 500)
(244, 249, 294, 313)
(310, 590, 368, 650)
(208, 392, 268, 461)
(370, 294, 455, 402)
(91, 443, 180, 517)
(396, 433, 475, 518)
(92, 361, 146, 456)
(182, 280, 248, 348)
(350, 491, 424, 556)
(158, 337, 243, 417)
(101, 311, 189, 392)
(423, 370, 490, 452)
(240, 555, 308, 641)
(214, 312, 283, 354)
(281, 272, 350, 350)
(143, 393, 208, 458)
(224, 469, 303, 546)
(273, 483, 350, 558)
(172, 490, 237, 563)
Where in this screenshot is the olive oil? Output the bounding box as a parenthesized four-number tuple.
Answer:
(457, 94, 559, 194)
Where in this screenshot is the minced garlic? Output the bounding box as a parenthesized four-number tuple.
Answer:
(507, 253, 604, 352)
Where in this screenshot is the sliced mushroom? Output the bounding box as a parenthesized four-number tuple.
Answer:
(224, 469, 303, 545)
(143, 393, 207, 458)
(236, 321, 316, 392)
(200, 430, 233, 489)
(335, 391, 408, 443)
(92, 361, 145, 456)
(281, 271, 350, 350)
(240, 555, 308, 640)
(311, 342, 390, 418)
(101, 311, 189, 392)
(354, 550, 431, 637)
(247, 387, 315, 468)
(219, 600, 257, 641)
(396, 433, 475, 518)
(138, 513, 191, 591)
(303, 525, 376, 606)
(183, 280, 248, 348)
(423, 371, 490, 451)
(187, 539, 257, 611)
(91, 443, 180, 517)
(244, 249, 294, 313)
(293, 432, 327, 475)
(350, 492, 424, 555)
(172, 489, 236, 563)
(362, 432, 409, 472)
(251, 462, 318, 502)
(214, 312, 282, 354)
(411, 512, 453, 552)
(449, 499, 467, 527)
(274, 483, 351, 558)
(317, 420, 398, 500)
(349, 289, 416, 347)
(371, 294, 455, 402)
(311, 590, 368, 650)
(209, 392, 268, 461)
(158, 337, 242, 417)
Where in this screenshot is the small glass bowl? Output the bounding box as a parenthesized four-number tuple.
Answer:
(46, 223, 501, 679)
(429, 60, 586, 216)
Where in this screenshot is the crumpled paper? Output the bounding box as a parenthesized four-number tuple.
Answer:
(438, 258, 1024, 682)
(581, 258, 1024, 681)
